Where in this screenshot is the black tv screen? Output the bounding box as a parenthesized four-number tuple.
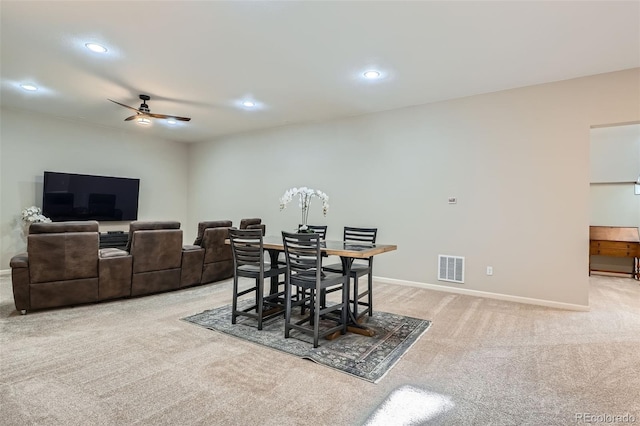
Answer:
(42, 171, 140, 222)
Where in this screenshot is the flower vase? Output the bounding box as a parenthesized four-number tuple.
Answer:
(297, 206, 313, 233)
(297, 224, 313, 233)
(280, 187, 330, 233)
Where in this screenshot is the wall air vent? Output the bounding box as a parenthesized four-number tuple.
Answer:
(438, 255, 465, 284)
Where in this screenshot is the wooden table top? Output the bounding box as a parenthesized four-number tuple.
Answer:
(262, 235, 397, 259)
(589, 226, 640, 243)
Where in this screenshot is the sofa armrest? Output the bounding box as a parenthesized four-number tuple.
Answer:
(10, 253, 28, 268)
(99, 248, 129, 258)
(99, 253, 132, 300)
(10, 253, 30, 313)
(180, 246, 204, 288)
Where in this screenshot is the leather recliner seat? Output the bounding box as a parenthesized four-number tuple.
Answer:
(10, 221, 132, 313)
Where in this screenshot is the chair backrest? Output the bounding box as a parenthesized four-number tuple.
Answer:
(229, 228, 264, 272)
(304, 225, 327, 239)
(282, 231, 323, 286)
(27, 221, 99, 283)
(343, 227, 377, 244)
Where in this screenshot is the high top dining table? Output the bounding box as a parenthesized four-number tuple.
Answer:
(261, 235, 397, 337)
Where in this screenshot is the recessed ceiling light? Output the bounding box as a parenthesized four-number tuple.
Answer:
(167, 119, 177, 125)
(85, 43, 107, 53)
(20, 83, 38, 91)
(363, 70, 381, 79)
(137, 117, 151, 125)
(236, 98, 263, 110)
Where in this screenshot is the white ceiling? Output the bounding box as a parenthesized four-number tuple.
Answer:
(1, 1, 638, 143)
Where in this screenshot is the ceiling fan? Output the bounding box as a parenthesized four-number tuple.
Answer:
(108, 94, 191, 122)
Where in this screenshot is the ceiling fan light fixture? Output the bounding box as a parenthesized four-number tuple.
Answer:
(167, 119, 177, 125)
(85, 43, 107, 53)
(109, 95, 191, 123)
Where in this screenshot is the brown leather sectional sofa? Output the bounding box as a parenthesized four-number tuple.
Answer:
(239, 217, 266, 235)
(10, 219, 235, 314)
(192, 220, 234, 284)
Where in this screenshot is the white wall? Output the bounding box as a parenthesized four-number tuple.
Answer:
(188, 69, 640, 309)
(590, 124, 640, 183)
(0, 108, 190, 267)
(590, 184, 640, 226)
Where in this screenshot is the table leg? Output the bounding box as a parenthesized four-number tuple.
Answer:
(268, 248, 281, 295)
(340, 255, 375, 337)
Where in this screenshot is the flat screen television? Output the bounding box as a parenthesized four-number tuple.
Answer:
(42, 171, 140, 222)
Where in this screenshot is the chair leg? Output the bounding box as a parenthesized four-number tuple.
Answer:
(232, 276, 239, 324)
(313, 287, 321, 348)
(352, 274, 359, 319)
(300, 287, 312, 315)
(299, 287, 306, 314)
(368, 272, 373, 316)
(341, 278, 348, 334)
(257, 278, 264, 331)
(309, 289, 315, 326)
(255, 278, 259, 312)
(284, 282, 292, 338)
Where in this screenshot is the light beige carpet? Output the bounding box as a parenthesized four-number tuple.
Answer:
(1, 273, 639, 425)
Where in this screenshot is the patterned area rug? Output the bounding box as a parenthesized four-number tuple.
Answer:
(182, 303, 431, 383)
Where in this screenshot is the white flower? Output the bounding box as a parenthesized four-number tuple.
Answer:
(21, 206, 52, 224)
(279, 186, 329, 225)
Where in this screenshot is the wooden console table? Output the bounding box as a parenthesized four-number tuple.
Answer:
(589, 226, 640, 280)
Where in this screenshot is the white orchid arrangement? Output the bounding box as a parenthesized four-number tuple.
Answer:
(21, 206, 51, 224)
(279, 187, 329, 230)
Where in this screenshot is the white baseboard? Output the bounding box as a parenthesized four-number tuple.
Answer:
(0, 269, 10, 277)
(374, 276, 590, 312)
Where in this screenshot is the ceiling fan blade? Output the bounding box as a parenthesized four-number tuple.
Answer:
(148, 113, 191, 122)
(108, 99, 141, 113)
(124, 114, 141, 121)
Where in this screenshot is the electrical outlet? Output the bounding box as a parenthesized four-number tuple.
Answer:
(448, 197, 457, 204)
(486, 266, 493, 275)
